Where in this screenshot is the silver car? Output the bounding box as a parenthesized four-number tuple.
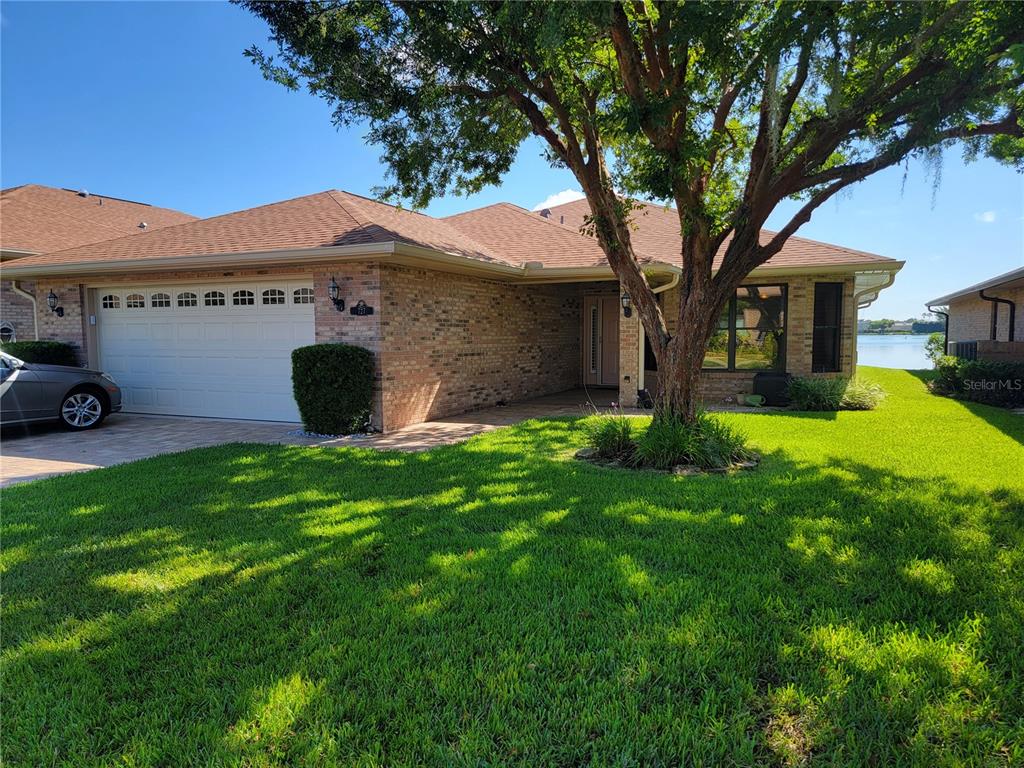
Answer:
(0, 352, 122, 430)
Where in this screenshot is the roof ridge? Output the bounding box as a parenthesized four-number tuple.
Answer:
(330, 188, 437, 219)
(326, 190, 371, 227)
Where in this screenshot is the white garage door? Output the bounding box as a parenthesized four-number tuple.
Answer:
(96, 281, 315, 422)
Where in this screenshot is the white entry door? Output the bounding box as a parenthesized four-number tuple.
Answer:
(96, 281, 316, 422)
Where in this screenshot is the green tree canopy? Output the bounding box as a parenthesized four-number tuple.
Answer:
(239, 0, 1023, 419)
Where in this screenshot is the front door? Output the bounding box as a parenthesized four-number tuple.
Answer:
(583, 295, 619, 387)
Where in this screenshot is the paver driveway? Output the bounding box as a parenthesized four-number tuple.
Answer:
(0, 389, 633, 487)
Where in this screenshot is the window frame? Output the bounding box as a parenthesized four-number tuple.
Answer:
(702, 283, 788, 372)
(177, 291, 198, 308)
(232, 289, 256, 307)
(203, 290, 226, 307)
(262, 288, 286, 306)
(151, 292, 172, 308)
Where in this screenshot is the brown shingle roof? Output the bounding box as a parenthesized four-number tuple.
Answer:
(5, 188, 899, 275)
(544, 198, 898, 270)
(443, 202, 661, 269)
(7, 190, 506, 270)
(0, 184, 196, 254)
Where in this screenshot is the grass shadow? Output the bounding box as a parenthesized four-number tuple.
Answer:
(3, 413, 1023, 765)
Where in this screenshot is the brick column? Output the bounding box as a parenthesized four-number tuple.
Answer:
(618, 291, 639, 407)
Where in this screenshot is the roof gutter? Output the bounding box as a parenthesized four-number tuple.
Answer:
(926, 304, 949, 352)
(853, 269, 898, 310)
(9, 282, 38, 340)
(0, 243, 902, 286)
(979, 288, 1015, 342)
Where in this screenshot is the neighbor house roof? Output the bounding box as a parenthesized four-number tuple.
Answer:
(0, 184, 197, 255)
(4, 188, 902, 280)
(927, 266, 1024, 306)
(542, 198, 900, 272)
(4, 190, 509, 273)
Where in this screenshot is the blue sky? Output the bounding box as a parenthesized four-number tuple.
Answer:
(2, 1, 1021, 319)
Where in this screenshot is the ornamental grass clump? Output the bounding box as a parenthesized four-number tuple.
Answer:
(581, 410, 753, 471)
(580, 410, 636, 462)
(788, 376, 885, 411)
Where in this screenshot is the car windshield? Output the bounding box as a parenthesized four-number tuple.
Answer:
(1, 352, 25, 368)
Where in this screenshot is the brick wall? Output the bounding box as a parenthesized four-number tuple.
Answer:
(948, 288, 1023, 343)
(24, 281, 89, 363)
(0, 280, 37, 341)
(379, 265, 581, 430)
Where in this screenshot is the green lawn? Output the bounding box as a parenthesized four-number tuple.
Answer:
(3, 368, 1022, 766)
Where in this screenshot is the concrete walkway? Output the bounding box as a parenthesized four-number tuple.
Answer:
(1, 389, 628, 487)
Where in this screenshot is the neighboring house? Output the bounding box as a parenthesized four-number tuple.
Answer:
(0, 185, 196, 343)
(928, 266, 1024, 360)
(1, 189, 903, 430)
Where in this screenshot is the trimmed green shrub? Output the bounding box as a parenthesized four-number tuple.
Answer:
(291, 343, 375, 435)
(788, 376, 885, 411)
(950, 359, 1024, 407)
(0, 341, 78, 366)
(932, 355, 962, 394)
(581, 410, 635, 461)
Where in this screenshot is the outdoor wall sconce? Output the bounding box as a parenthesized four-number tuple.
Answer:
(47, 289, 65, 318)
(620, 291, 632, 318)
(327, 276, 345, 312)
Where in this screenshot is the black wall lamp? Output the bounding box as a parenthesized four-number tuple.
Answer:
(327, 276, 345, 312)
(47, 289, 65, 318)
(620, 291, 632, 318)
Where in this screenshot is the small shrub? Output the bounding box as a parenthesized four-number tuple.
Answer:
(0, 341, 78, 366)
(291, 343, 375, 435)
(932, 355, 962, 394)
(956, 359, 1024, 407)
(787, 376, 847, 410)
(925, 332, 946, 367)
(633, 411, 752, 470)
(788, 376, 885, 411)
(581, 410, 636, 461)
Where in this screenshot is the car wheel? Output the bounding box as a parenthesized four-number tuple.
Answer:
(60, 389, 107, 430)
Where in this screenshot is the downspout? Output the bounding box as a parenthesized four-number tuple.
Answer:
(926, 304, 949, 356)
(9, 281, 39, 340)
(979, 289, 1015, 342)
(637, 272, 681, 394)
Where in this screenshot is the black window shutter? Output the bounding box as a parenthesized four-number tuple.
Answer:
(812, 283, 843, 372)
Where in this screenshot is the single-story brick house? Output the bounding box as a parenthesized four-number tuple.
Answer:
(1, 184, 196, 343)
(1, 188, 903, 430)
(928, 266, 1024, 361)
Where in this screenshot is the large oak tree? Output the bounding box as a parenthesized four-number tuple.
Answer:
(238, 0, 1023, 422)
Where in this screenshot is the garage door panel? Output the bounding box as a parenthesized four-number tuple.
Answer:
(97, 282, 314, 422)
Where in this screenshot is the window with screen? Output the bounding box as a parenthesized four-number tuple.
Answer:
(812, 282, 843, 372)
(703, 285, 786, 371)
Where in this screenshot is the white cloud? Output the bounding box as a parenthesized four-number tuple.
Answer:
(531, 189, 585, 211)
(973, 210, 997, 223)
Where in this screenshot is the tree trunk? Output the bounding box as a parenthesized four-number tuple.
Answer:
(653, 298, 719, 424)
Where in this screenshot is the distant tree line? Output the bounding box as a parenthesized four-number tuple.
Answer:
(859, 316, 945, 334)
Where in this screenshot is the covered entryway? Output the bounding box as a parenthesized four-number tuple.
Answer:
(582, 295, 620, 387)
(95, 280, 315, 421)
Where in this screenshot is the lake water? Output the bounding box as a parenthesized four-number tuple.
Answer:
(856, 333, 932, 370)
